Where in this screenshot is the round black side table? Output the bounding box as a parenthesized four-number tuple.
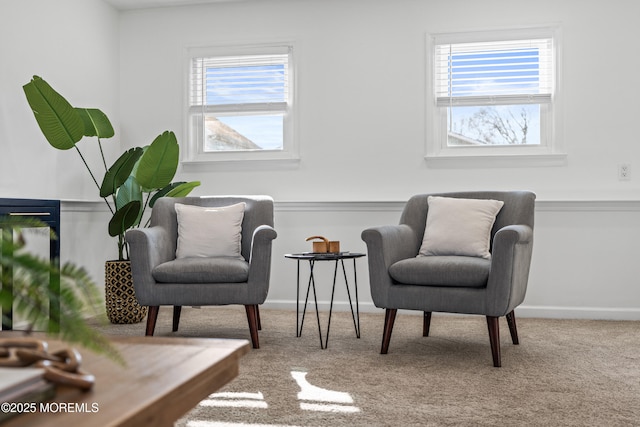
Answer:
(284, 252, 365, 349)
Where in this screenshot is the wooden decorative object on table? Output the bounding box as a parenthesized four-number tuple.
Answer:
(0, 338, 95, 395)
(306, 235, 340, 253)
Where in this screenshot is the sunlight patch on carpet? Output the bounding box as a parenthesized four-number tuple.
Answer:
(199, 391, 268, 409)
(292, 370, 360, 413)
(299, 402, 361, 413)
(189, 370, 361, 426)
(292, 371, 354, 403)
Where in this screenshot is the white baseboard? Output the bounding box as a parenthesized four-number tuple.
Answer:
(263, 300, 640, 321)
(263, 300, 379, 313)
(516, 305, 640, 321)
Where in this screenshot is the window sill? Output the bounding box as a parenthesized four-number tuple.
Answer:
(181, 155, 301, 171)
(424, 152, 567, 168)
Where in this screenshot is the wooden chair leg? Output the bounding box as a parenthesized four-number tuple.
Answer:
(423, 311, 432, 337)
(486, 316, 501, 367)
(256, 305, 262, 331)
(245, 305, 260, 349)
(172, 306, 182, 332)
(381, 308, 397, 354)
(505, 310, 519, 345)
(145, 306, 159, 336)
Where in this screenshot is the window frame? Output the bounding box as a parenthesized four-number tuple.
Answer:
(425, 26, 566, 166)
(183, 42, 298, 165)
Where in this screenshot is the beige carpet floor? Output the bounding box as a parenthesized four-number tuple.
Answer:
(93, 306, 640, 426)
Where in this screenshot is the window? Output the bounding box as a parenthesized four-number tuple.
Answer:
(185, 44, 296, 163)
(426, 27, 564, 164)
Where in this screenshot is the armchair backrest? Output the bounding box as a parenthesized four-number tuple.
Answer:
(150, 195, 275, 261)
(400, 191, 536, 254)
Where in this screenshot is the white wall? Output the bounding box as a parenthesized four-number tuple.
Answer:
(118, 0, 640, 201)
(0, 0, 121, 201)
(0, 0, 121, 282)
(3, 0, 640, 320)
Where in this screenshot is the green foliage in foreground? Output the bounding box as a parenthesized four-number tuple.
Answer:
(0, 217, 122, 364)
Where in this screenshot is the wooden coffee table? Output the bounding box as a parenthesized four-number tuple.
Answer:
(1, 335, 250, 427)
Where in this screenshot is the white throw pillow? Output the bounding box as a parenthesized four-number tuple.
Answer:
(418, 196, 504, 259)
(175, 202, 246, 259)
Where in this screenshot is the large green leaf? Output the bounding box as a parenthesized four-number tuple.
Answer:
(164, 181, 201, 198)
(135, 131, 179, 191)
(148, 181, 201, 208)
(116, 176, 143, 226)
(115, 175, 142, 209)
(23, 76, 84, 150)
(76, 108, 114, 138)
(108, 200, 141, 237)
(149, 181, 184, 208)
(100, 147, 143, 198)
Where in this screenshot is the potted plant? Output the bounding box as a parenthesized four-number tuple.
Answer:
(22, 75, 200, 324)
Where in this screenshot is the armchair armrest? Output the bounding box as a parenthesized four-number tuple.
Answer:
(361, 224, 418, 307)
(247, 225, 278, 302)
(486, 224, 534, 316)
(125, 226, 173, 304)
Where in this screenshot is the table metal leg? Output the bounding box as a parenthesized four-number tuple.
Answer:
(296, 260, 301, 337)
(323, 260, 340, 349)
(353, 259, 361, 338)
(299, 261, 313, 337)
(309, 261, 324, 349)
(298, 260, 325, 349)
(341, 259, 361, 339)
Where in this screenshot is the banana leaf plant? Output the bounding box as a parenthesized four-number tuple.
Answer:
(23, 76, 200, 260)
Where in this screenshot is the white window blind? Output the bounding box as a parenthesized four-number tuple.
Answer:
(435, 38, 553, 107)
(190, 53, 289, 113)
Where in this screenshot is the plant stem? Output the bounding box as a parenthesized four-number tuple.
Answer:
(140, 193, 151, 227)
(117, 234, 124, 260)
(74, 146, 114, 215)
(98, 138, 108, 171)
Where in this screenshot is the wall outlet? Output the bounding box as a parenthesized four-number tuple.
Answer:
(619, 163, 631, 181)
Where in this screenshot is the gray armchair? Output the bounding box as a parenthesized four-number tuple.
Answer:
(126, 196, 277, 348)
(361, 191, 535, 367)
